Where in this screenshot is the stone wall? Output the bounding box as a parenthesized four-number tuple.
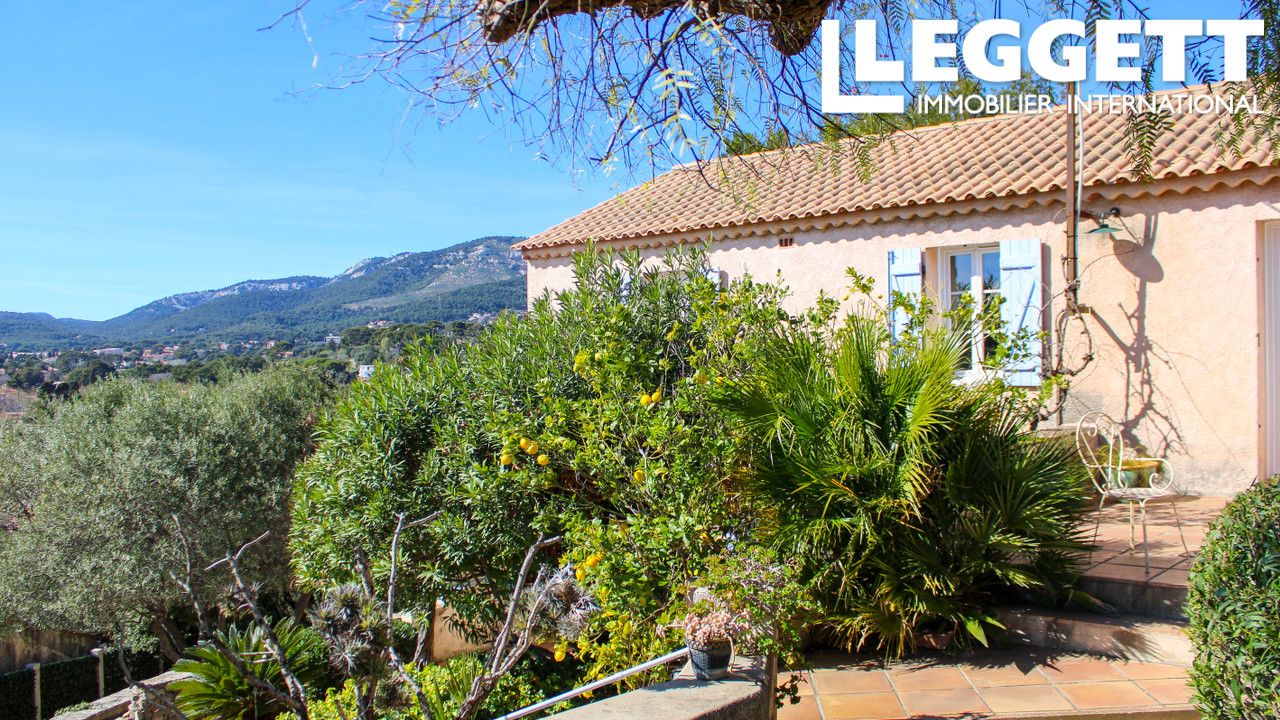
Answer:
(0, 629, 100, 674)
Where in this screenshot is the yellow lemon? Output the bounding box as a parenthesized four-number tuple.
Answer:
(633, 469, 646, 482)
(582, 690, 593, 699)
(554, 648, 566, 662)
(537, 454, 550, 466)
(650, 389, 663, 403)
(526, 441, 540, 455)
(584, 553, 603, 568)
(639, 393, 651, 406)
(519, 437, 531, 451)
(575, 567, 586, 582)
(500, 454, 514, 466)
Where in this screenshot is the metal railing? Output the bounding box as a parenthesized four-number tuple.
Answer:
(494, 647, 691, 720)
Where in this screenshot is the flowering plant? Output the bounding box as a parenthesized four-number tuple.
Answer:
(670, 607, 749, 650)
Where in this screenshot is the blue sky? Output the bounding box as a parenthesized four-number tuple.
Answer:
(0, 2, 619, 320)
(0, 1, 1245, 320)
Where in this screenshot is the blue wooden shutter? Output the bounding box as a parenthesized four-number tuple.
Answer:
(887, 248, 923, 341)
(999, 239, 1044, 386)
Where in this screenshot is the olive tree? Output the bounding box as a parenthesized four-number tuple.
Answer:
(0, 366, 334, 660)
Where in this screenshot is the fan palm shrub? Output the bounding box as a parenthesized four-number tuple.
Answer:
(718, 314, 1091, 655)
(170, 619, 330, 719)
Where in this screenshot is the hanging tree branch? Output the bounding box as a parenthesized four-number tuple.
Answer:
(208, 531, 313, 719)
(455, 534, 563, 720)
(169, 518, 305, 715)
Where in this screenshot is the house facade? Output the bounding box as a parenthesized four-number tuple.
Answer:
(516, 94, 1280, 496)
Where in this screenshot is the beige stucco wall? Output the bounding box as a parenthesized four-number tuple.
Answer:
(524, 171, 1280, 496)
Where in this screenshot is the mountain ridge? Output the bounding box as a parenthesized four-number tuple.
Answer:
(0, 236, 528, 350)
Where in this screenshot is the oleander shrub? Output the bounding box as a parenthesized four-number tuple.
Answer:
(1187, 477, 1280, 719)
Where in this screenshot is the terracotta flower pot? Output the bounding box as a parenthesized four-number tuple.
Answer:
(688, 640, 733, 680)
(915, 628, 955, 651)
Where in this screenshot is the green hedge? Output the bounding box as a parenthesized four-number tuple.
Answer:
(0, 666, 36, 720)
(1187, 477, 1280, 718)
(0, 650, 166, 720)
(102, 649, 164, 695)
(39, 655, 98, 719)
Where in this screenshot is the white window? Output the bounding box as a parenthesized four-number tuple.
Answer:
(940, 245, 1002, 373)
(888, 239, 1043, 386)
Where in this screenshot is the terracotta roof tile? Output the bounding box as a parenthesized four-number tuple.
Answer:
(517, 88, 1275, 251)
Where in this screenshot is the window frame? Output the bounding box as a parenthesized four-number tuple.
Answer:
(938, 244, 1002, 381)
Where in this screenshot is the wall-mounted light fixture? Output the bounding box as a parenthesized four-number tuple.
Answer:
(1083, 207, 1123, 236)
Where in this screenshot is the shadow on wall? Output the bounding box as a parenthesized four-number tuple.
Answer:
(1083, 214, 1188, 466)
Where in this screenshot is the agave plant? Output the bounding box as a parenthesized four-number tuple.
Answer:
(719, 315, 1091, 655)
(170, 619, 330, 720)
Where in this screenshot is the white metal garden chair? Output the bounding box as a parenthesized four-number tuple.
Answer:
(1075, 412, 1190, 575)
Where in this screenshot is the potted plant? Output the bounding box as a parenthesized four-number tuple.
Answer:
(672, 607, 748, 680)
(912, 619, 956, 651)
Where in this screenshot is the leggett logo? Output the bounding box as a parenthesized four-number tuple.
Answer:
(821, 18, 1265, 114)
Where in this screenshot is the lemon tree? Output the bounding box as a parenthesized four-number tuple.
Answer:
(290, 247, 794, 689)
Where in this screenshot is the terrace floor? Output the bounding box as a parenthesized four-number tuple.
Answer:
(776, 494, 1232, 719)
(778, 649, 1194, 720)
(1081, 494, 1227, 587)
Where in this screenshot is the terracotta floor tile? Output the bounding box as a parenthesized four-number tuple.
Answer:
(1148, 568, 1190, 588)
(811, 668, 893, 694)
(820, 691, 907, 720)
(898, 688, 990, 716)
(961, 663, 1048, 688)
(1037, 657, 1128, 683)
(778, 696, 822, 720)
(1115, 661, 1189, 681)
(808, 651, 884, 672)
(779, 671, 813, 695)
(1107, 549, 1190, 569)
(1137, 677, 1194, 705)
(979, 685, 1074, 714)
(1058, 680, 1159, 709)
(886, 665, 971, 691)
(1081, 562, 1162, 583)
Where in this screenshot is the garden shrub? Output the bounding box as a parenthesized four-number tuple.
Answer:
(38, 654, 99, 719)
(102, 648, 165, 694)
(718, 300, 1092, 655)
(291, 248, 797, 691)
(171, 620, 331, 720)
(1187, 476, 1280, 719)
(0, 666, 35, 720)
(307, 652, 572, 720)
(0, 366, 334, 656)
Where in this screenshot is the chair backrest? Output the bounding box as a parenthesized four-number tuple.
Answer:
(1075, 412, 1126, 494)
